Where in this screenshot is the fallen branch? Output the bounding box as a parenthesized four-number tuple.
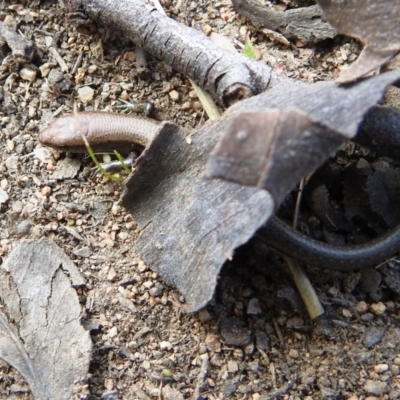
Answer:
(66, 0, 272, 106)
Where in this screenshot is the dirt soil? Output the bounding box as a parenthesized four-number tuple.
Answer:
(1, 1, 400, 399)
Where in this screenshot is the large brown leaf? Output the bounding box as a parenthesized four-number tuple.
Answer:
(318, 0, 400, 82)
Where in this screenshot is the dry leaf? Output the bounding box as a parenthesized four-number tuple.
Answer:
(0, 238, 92, 400)
(318, 0, 400, 82)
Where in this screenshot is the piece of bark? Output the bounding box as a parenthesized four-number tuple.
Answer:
(232, 1, 337, 43)
(207, 71, 400, 195)
(318, 0, 400, 82)
(122, 71, 400, 312)
(206, 109, 343, 205)
(0, 238, 91, 400)
(121, 122, 274, 312)
(65, 0, 272, 106)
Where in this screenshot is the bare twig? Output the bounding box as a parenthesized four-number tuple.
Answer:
(231, 0, 337, 43)
(66, 0, 272, 106)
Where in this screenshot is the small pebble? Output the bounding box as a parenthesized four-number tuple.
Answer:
(363, 326, 385, 347)
(390, 365, 399, 375)
(45, 36, 53, 47)
(142, 280, 153, 289)
(356, 158, 369, 168)
(104, 378, 114, 390)
(221, 317, 251, 346)
(88, 64, 98, 74)
(118, 231, 129, 240)
(108, 326, 118, 338)
(374, 364, 389, 374)
(0, 188, 9, 204)
(78, 86, 94, 102)
(149, 285, 163, 297)
(198, 309, 212, 323)
(12, 200, 23, 213)
(39, 62, 51, 77)
(107, 267, 117, 281)
(243, 342, 254, 355)
(16, 220, 33, 236)
(342, 308, 352, 318)
(142, 360, 151, 370)
(286, 316, 304, 329)
(289, 349, 299, 359)
(247, 298, 262, 315)
(181, 101, 192, 110)
(363, 379, 389, 395)
(356, 301, 368, 313)
(75, 67, 86, 84)
(205, 334, 221, 352)
(227, 360, 239, 373)
(223, 380, 236, 397)
(239, 25, 248, 40)
(360, 312, 374, 322)
(233, 348, 244, 360)
(255, 332, 269, 351)
(117, 294, 137, 314)
(102, 238, 114, 248)
(370, 302, 386, 316)
(159, 341, 172, 351)
(6, 155, 19, 171)
(20, 65, 37, 82)
(41, 186, 51, 196)
(328, 286, 339, 296)
(203, 24, 212, 35)
(7, 139, 14, 151)
(47, 68, 64, 84)
(169, 90, 179, 102)
(137, 260, 147, 272)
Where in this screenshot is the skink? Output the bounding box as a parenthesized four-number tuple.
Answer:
(39, 111, 400, 271)
(39, 111, 160, 154)
(258, 217, 400, 271)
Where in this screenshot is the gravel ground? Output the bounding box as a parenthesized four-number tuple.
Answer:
(0, 1, 400, 399)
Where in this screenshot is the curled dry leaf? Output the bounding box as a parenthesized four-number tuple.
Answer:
(318, 0, 400, 82)
(0, 238, 92, 400)
(206, 109, 342, 206)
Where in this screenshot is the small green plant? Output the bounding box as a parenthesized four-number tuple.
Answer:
(72, 110, 127, 182)
(243, 39, 256, 59)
